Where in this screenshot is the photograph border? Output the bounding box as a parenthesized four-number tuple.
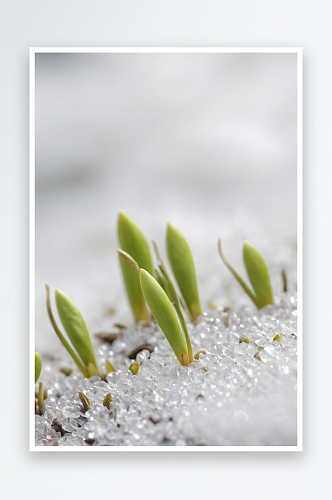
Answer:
(29, 46, 303, 452)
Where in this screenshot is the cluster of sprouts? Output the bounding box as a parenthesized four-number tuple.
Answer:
(36, 211, 275, 401)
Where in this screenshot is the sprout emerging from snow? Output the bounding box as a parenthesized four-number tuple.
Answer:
(117, 210, 153, 323)
(218, 239, 274, 309)
(166, 223, 202, 322)
(45, 284, 99, 378)
(35, 352, 42, 384)
(140, 268, 189, 367)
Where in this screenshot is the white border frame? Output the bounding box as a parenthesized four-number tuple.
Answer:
(29, 47, 303, 452)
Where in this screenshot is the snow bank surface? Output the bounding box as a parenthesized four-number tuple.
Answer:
(36, 293, 297, 447)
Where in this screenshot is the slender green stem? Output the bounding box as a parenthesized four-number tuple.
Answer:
(218, 240, 260, 307)
(38, 382, 44, 415)
(45, 284, 89, 377)
(174, 302, 193, 364)
(140, 269, 189, 367)
(117, 249, 151, 323)
(153, 240, 193, 363)
(152, 241, 178, 303)
(282, 269, 288, 293)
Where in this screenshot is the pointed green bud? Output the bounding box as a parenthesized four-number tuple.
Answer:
(118, 211, 153, 322)
(79, 391, 91, 411)
(273, 333, 281, 342)
(118, 210, 154, 274)
(243, 241, 274, 309)
(218, 240, 274, 310)
(117, 249, 151, 322)
(254, 351, 262, 361)
(129, 362, 140, 375)
(166, 223, 202, 322)
(60, 367, 73, 376)
(103, 394, 112, 409)
(35, 352, 42, 383)
(140, 269, 189, 367)
(46, 285, 89, 377)
(55, 288, 98, 374)
(218, 239, 259, 307)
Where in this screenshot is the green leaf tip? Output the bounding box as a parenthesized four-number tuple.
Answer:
(45, 284, 90, 377)
(218, 239, 274, 310)
(129, 362, 140, 375)
(117, 211, 153, 322)
(103, 394, 112, 409)
(166, 222, 202, 322)
(35, 352, 42, 384)
(79, 391, 91, 411)
(60, 367, 72, 376)
(118, 210, 154, 275)
(117, 249, 151, 323)
(46, 284, 99, 377)
(243, 241, 274, 308)
(55, 288, 99, 373)
(139, 269, 189, 367)
(254, 351, 262, 361)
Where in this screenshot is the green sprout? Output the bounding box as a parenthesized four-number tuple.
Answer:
(218, 240, 274, 309)
(129, 362, 140, 375)
(60, 367, 73, 376)
(117, 249, 151, 323)
(45, 284, 99, 378)
(79, 391, 91, 411)
(35, 353, 44, 414)
(118, 210, 154, 322)
(38, 382, 44, 415)
(153, 240, 193, 364)
(166, 222, 202, 322)
(103, 394, 112, 409)
(140, 269, 189, 367)
(35, 352, 42, 384)
(254, 351, 262, 361)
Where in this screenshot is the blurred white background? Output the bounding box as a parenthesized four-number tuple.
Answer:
(35, 51, 297, 351)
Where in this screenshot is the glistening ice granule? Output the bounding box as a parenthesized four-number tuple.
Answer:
(35, 293, 297, 447)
